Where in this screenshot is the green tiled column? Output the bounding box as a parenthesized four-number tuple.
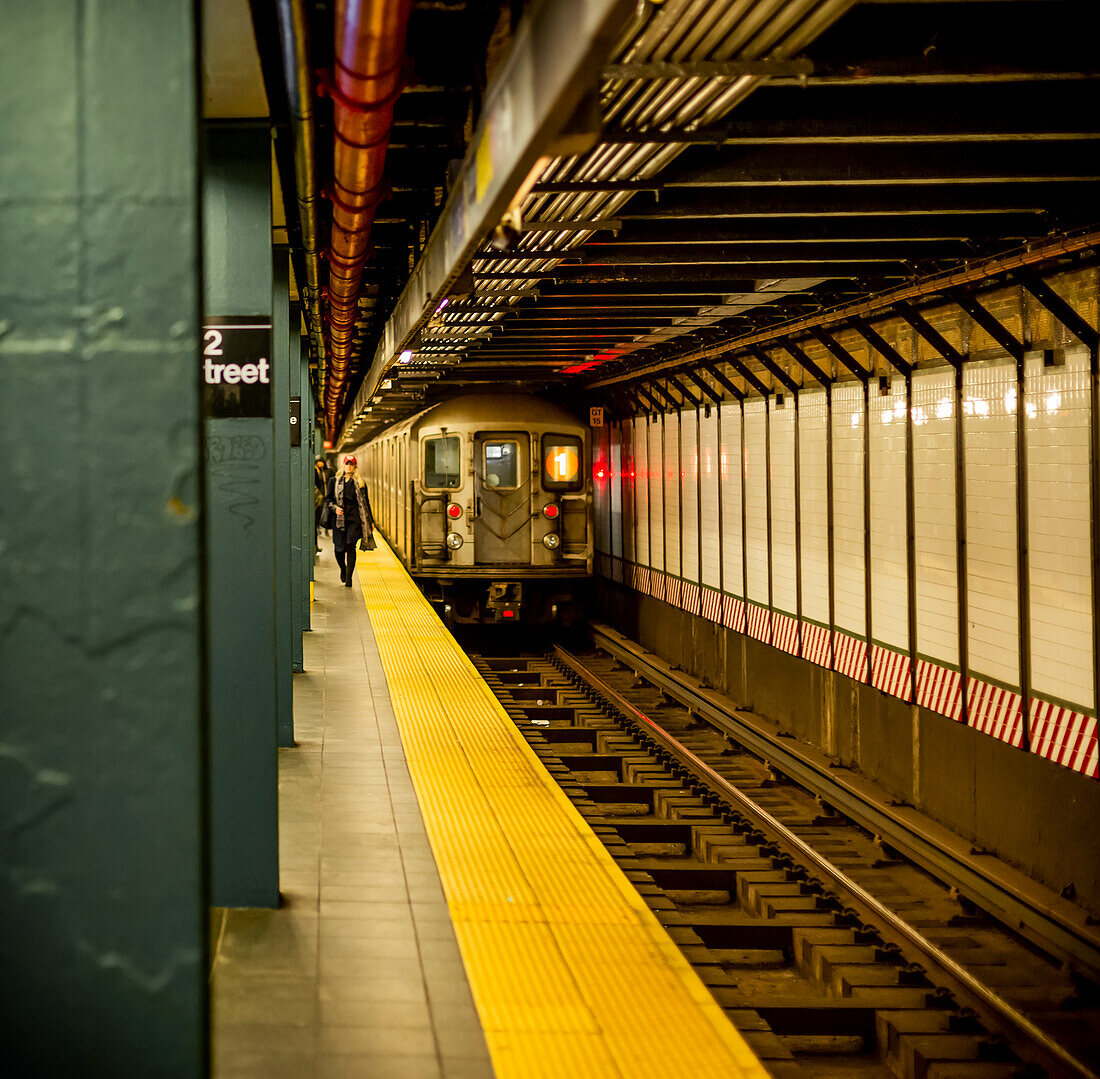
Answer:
(290, 315, 306, 673)
(273, 249, 293, 746)
(202, 125, 279, 908)
(0, 2, 206, 1074)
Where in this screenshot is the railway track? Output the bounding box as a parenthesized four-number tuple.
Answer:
(468, 633, 1100, 1079)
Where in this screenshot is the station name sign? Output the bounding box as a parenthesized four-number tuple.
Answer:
(202, 317, 274, 418)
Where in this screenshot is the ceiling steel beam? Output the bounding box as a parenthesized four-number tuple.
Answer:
(584, 228, 1100, 389)
(810, 328, 870, 383)
(892, 300, 964, 370)
(783, 340, 832, 388)
(606, 216, 1048, 245)
(684, 369, 723, 406)
(602, 82, 1100, 146)
(661, 142, 1100, 188)
(948, 291, 1026, 361)
(344, 0, 633, 442)
(704, 363, 744, 402)
(616, 183, 1100, 221)
(550, 265, 898, 284)
(641, 381, 676, 412)
(725, 355, 772, 398)
(848, 315, 912, 377)
(747, 345, 801, 394)
(667, 374, 700, 409)
(473, 241, 964, 264)
(1014, 274, 1100, 350)
(633, 386, 663, 415)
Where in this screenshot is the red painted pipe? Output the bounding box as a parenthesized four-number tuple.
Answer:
(324, 0, 412, 436)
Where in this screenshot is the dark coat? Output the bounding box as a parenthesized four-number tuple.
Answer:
(326, 475, 373, 553)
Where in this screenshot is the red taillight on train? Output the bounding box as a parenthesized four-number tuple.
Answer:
(446, 502, 463, 519)
(542, 503, 559, 519)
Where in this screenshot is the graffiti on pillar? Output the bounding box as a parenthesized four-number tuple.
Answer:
(206, 435, 267, 533)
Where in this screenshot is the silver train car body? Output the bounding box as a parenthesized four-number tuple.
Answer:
(352, 393, 593, 623)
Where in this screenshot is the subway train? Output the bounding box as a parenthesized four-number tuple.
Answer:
(349, 393, 593, 624)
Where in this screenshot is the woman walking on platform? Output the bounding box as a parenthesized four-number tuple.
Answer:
(325, 454, 374, 587)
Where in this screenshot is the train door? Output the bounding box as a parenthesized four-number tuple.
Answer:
(473, 433, 530, 564)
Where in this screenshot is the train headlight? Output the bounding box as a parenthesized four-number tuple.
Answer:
(445, 532, 464, 550)
(446, 502, 463, 519)
(542, 533, 561, 550)
(542, 502, 560, 519)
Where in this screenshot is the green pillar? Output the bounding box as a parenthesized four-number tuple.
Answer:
(302, 337, 315, 632)
(273, 249, 293, 745)
(0, 2, 206, 1075)
(202, 126, 279, 908)
(290, 317, 305, 673)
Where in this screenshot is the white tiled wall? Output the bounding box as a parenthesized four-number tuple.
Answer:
(594, 426, 610, 555)
(664, 410, 681, 577)
(1026, 352, 1094, 711)
(798, 389, 830, 627)
(869, 376, 909, 651)
(634, 418, 649, 567)
(699, 408, 721, 589)
(744, 398, 769, 607)
(620, 420, 634, 565)
(770, 397, 798, 618)
(681, 409, 700, 586)
(720, 404, 744, 599)
(963, 361, 1019, 688)
(610, 424, 623, 561)
(831, 382, 867, 639)
(600, 308, 1099, 779)
(648, 417, 664, 572)
(912, 368, 959, 665)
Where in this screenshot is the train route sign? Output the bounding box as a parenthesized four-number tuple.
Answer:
(202, 317, 274, 418)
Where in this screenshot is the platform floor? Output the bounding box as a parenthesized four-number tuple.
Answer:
(210, 537, 494, 1079)
(211, 535, 766, 1078)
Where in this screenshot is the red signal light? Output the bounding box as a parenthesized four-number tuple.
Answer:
(446, 503, 462, 519)
(542, 503, 560, 519)
(502, 609, 516, 619)
(594, 467, 606, 480)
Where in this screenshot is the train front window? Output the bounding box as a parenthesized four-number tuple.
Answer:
(423, 435, 461, 489)
(541, 434, 584, 491)
(482, 440, 519, 489)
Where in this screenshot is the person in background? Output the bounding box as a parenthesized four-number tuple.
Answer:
(314, 455, 329, 552)
(325, 454, 373, 587)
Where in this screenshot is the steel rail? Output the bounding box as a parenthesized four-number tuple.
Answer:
(587, 622, 1100, 982)
(552, 639, 1100, 1079)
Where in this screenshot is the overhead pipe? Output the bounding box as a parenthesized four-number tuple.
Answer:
(276, 0, 327, 394)
(324, 0, 412, 437)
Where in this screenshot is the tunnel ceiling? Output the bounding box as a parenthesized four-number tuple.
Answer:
(252, 0, 1100, 443)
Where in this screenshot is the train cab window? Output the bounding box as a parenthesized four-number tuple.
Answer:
(423, 435, 462, 489)
(482, 440, 519, 489)
(541, 434, 584, 491)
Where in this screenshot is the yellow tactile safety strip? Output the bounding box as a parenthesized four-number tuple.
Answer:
(356, 539, 769, 1079)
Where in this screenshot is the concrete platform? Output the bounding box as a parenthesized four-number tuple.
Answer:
(209, 536, 494, 1079)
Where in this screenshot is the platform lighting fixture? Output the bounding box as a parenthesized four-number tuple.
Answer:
(397, 350, 414, 364)
(381, 379, 393, 389)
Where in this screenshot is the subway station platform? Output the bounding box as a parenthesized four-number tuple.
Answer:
(210, 538, 766, 1079)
